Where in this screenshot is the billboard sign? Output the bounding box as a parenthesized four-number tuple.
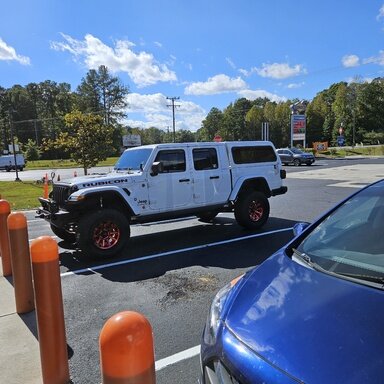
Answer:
(122, 134, 141, 147)
(291, 115, 306, 141)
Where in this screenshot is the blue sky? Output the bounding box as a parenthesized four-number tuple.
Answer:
(1, 0, 384, 132)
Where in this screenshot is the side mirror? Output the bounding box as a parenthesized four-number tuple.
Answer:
(150, 161, 163, 176)
(293, 222, 310, 237)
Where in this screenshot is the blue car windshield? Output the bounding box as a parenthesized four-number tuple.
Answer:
(114, 148, 152, 171)
(295, 181, 384, 282)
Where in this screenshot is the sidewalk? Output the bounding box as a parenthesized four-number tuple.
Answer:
(0, 263, 42, 384)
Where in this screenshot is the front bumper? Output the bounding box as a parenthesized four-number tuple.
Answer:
(200, 326, 299, 384)
(36, 197, 79, 228)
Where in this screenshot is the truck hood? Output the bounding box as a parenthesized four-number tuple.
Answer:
(61, 171, 142, 188)
(225, 251, 384, 383)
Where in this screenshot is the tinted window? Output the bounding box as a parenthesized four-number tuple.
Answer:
(232, 146, 277, 164)
(155, 149, 186, 172)
(193, 148, 218, 170)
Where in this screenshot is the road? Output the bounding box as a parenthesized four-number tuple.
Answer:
(22, 157, 384, 383)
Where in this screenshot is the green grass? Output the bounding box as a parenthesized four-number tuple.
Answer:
(0, 181, 44, 211)
(317, 145, 384, 157)
(26, 157, 118, 169)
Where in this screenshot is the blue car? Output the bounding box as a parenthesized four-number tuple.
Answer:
(201, 179, 384, 384)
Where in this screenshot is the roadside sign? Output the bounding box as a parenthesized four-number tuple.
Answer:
(122, 135, 141, 147)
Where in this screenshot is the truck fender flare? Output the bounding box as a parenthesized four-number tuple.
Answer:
(229, 177, 271, 201)
(69, 186, 137, 215)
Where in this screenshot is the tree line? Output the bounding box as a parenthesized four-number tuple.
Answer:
(1, 66, 384, 171)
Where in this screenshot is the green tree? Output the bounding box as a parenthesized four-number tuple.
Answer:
(197, 107, 223, 141)
(76, 65, 129, 125)
(57, 111, 114, 174)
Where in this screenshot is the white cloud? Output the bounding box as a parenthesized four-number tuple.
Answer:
(126, 92, 205, 131)
(184, 74, 247, 95)
(0, 38, 30, 65)
(287, 82, 305, 89)
(363, 50, 384, 65)
(51, 33, 177, 87)
(377, 4, 384, 19)
(238, 89, 286, 103)
(126, 93, 168, 113)
(254, 62, 306, 79)
(342, 54, 360, 68)
(226, 57, 236, 69)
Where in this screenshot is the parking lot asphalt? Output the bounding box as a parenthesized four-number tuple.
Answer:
(2, 158, 384, 384)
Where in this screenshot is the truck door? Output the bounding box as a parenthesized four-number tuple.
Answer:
(148, 149, 193, 211)
(191, 147, 231, 205)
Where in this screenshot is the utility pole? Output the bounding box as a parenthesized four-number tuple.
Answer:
(8, 110, 20, 182)
(167, 97, 180, 143)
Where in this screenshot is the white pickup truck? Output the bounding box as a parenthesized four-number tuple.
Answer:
(37, 141, 287, 259)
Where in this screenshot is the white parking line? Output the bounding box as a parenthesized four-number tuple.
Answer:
(59, 227, 293, 277)
(155, 345, 200, 371)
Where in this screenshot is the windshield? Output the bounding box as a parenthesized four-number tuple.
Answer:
(114, 148, 152, 171)
(290, 148, 304, 154)
(295, 182, 384, 286)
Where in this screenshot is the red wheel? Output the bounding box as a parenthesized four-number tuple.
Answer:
(77, 209, 130, 259)
(248, 200, 265, 222)
(93, 220, 121, 250)
(235, 191, 270, 229)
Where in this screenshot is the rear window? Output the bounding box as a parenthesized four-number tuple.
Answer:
(231, 146, 277, 164)
(193, 148, 218, 170)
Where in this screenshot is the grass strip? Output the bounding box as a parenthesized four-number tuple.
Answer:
(0, 181, 43, 210)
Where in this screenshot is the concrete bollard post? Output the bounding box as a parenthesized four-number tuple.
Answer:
(99, 311, 156, 384)
(0, 199, 12, 276)
(30, 236, 70, 384)
(8, 212, 35, 313)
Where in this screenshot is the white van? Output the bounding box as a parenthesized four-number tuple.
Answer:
(0, 154, 25, 171)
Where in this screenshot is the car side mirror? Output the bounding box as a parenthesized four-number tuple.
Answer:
(151, 161, 163, 176)
(293, 222, 310, 237)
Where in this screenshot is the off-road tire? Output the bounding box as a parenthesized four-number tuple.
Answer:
(234, 191, 270, 229)
(77, 209, 130, 259)
(50, 224, 76, 243)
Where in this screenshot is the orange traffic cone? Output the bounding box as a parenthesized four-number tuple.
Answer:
(43, 174, 49, 199)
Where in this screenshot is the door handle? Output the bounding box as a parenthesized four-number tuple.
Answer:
(179, 178, 190, 182)
(210, 176, 220, 179)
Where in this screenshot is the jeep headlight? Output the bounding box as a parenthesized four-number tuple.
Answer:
(203, 275, 243, 345)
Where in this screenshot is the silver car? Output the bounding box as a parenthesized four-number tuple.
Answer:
(276, 147, 315, 166)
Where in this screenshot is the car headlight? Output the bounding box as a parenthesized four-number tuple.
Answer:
(203, 275, 243, 345)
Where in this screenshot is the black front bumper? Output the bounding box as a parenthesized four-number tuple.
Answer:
(36, 197, 79, 228)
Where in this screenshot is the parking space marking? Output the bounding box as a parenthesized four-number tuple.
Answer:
(155, 345, 200, 371)
(59, 227, 293, 277)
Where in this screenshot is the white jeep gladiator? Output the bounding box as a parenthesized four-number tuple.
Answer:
(37, 141, 287, 259)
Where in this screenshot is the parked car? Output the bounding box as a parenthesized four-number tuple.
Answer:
(201, 179, 384, 384)
(0, 154, 25, 171)
(276, 147, 315, 166)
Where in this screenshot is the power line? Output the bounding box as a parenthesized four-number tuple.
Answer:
(167, 96, 180, 143)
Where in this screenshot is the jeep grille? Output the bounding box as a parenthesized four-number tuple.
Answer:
(52, 184, 72, 205)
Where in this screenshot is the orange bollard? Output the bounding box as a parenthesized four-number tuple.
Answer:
(99, 311, 156, 384)
(8, 212, 35, 313)
(0, 199, 12, 276)
(30, 236, 70, 384)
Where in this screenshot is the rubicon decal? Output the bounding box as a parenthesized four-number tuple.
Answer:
(81, 179, 129, 188)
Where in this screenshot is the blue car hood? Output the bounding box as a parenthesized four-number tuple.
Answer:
(225, 251, 384, 384)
